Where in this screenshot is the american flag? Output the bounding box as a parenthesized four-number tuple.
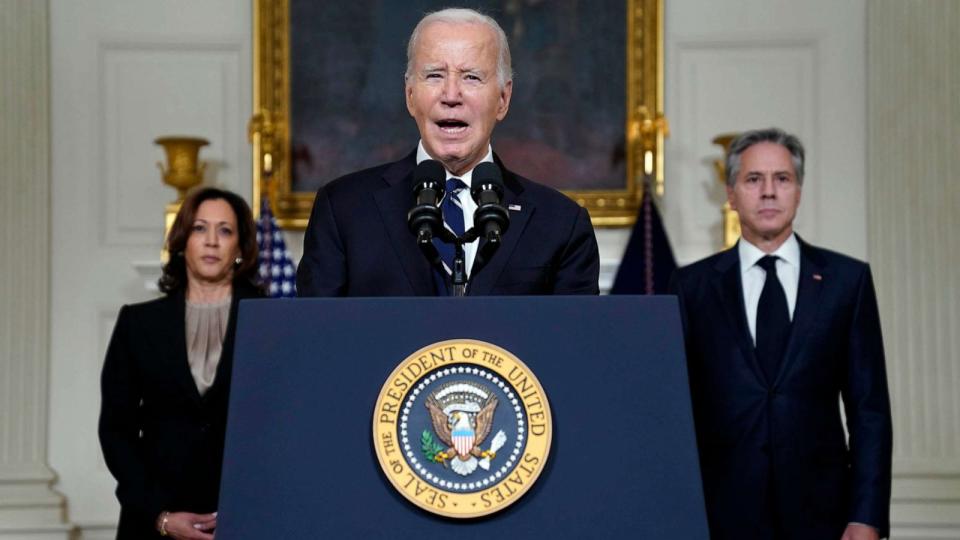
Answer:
(256, 196, 297, 297)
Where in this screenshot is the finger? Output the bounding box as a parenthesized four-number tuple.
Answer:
(193, 519, 216, 531)
(165, 514, 198, 537)
(167, 513, 214, 539)
(195, 512, 217, 528)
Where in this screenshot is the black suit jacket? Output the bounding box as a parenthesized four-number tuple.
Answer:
(296, 152, 599, 296)
(670, 239, 892, 540)
(98, 282, 262, 539)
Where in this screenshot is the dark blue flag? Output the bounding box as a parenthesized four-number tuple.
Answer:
(609, 178, 677, 295)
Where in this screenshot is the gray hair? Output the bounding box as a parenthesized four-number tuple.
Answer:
(404, 8, 513, 88)
(725, 127, 805, 187)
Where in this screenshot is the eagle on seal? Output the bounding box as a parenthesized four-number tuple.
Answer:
(426, 394, 498, 476)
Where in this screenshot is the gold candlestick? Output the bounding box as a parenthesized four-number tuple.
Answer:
(155, 136, 209, 261)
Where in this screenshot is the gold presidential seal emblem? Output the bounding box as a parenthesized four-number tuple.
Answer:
(373, 339, 552, 518)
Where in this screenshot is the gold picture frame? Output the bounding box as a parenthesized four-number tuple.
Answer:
(251, 0, 665, 228)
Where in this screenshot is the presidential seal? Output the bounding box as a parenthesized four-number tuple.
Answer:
(373, 339, 552, 518)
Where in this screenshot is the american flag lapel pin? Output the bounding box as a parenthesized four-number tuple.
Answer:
(508, 204, 521, 211)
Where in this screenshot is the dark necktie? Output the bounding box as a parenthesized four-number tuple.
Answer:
(434, 177, 467, 273)
(755, 255, 791, 383)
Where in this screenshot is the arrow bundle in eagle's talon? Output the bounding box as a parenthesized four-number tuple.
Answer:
(478, 430, 507, 470)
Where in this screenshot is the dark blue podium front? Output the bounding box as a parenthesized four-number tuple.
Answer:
(217, 296, 707, 538)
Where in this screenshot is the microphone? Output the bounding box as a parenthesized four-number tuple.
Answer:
(470, 162, 510, 244)
(407, 160, 446, 245)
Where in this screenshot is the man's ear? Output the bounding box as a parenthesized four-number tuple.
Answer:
(726, 184, 737, 212)
(405, 83, 416, 118)
(496, 80, 513, 121)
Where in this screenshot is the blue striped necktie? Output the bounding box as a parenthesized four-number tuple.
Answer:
(434, 177, 467, 273)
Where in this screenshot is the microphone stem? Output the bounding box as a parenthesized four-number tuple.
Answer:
(452, 241, 467, 297)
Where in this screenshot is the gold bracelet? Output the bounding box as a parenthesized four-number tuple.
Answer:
(159, 511, 170, 537)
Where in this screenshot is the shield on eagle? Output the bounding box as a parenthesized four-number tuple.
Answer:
(424, 381, 500, 475)
(451, 412, 475, 458)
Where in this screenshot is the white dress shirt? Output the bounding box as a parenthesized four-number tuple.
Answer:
(738, 233, 801, 345)
(416, 141, 492, 278)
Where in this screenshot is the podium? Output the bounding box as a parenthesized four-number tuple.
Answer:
(217, 296, 708, 538)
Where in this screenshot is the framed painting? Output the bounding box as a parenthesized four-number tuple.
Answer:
(251, 0, 664, 228)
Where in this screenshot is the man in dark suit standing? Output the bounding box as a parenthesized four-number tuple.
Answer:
(296, 8, 599, 297)
(671, 128, 892, 540)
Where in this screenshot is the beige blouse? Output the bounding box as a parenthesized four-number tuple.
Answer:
(185, 297, 231, 396)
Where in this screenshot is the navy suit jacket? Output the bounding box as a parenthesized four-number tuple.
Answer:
(670, 238, 892, 540)
(296, 151, 600, 296)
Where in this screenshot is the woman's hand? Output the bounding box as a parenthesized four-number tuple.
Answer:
(159, 511, 217, 540)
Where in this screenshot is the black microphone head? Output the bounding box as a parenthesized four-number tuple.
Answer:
(412, 159, 446, 207)
(414, 159, 446, 187)
(470, 162, 504, 201)
(409, 160, 446, 238)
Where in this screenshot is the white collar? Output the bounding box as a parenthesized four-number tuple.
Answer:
(415, 140, 493, 188)
(738, 233, 800, 274)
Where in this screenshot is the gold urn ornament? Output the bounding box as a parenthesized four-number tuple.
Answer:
(155, 136, 209, 200)
(155, 136, 209, 261)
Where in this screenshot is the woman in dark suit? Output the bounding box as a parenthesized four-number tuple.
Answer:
(99, 187, 264, 539)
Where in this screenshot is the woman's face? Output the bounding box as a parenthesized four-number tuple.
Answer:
(184, 198, 241, 287)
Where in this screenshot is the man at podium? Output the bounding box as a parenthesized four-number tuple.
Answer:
(671, 128, 892, 540)
(296, 8, 599, 297)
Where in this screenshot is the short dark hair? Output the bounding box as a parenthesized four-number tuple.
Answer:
(725, 127, 805, 187)
(159, 187, 260, 293)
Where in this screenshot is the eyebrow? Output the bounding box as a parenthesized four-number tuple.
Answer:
(194, 219, 234, 226)
(745, 169, 794, 175)
(421, 65, 486, 76)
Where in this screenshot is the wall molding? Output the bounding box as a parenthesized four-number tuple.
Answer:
(96, 39, 246, 247)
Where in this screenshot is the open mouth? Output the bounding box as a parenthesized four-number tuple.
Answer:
(436, 119, 469, 134)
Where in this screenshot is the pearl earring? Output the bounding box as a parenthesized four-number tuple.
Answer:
(235, 257, 242, 265)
